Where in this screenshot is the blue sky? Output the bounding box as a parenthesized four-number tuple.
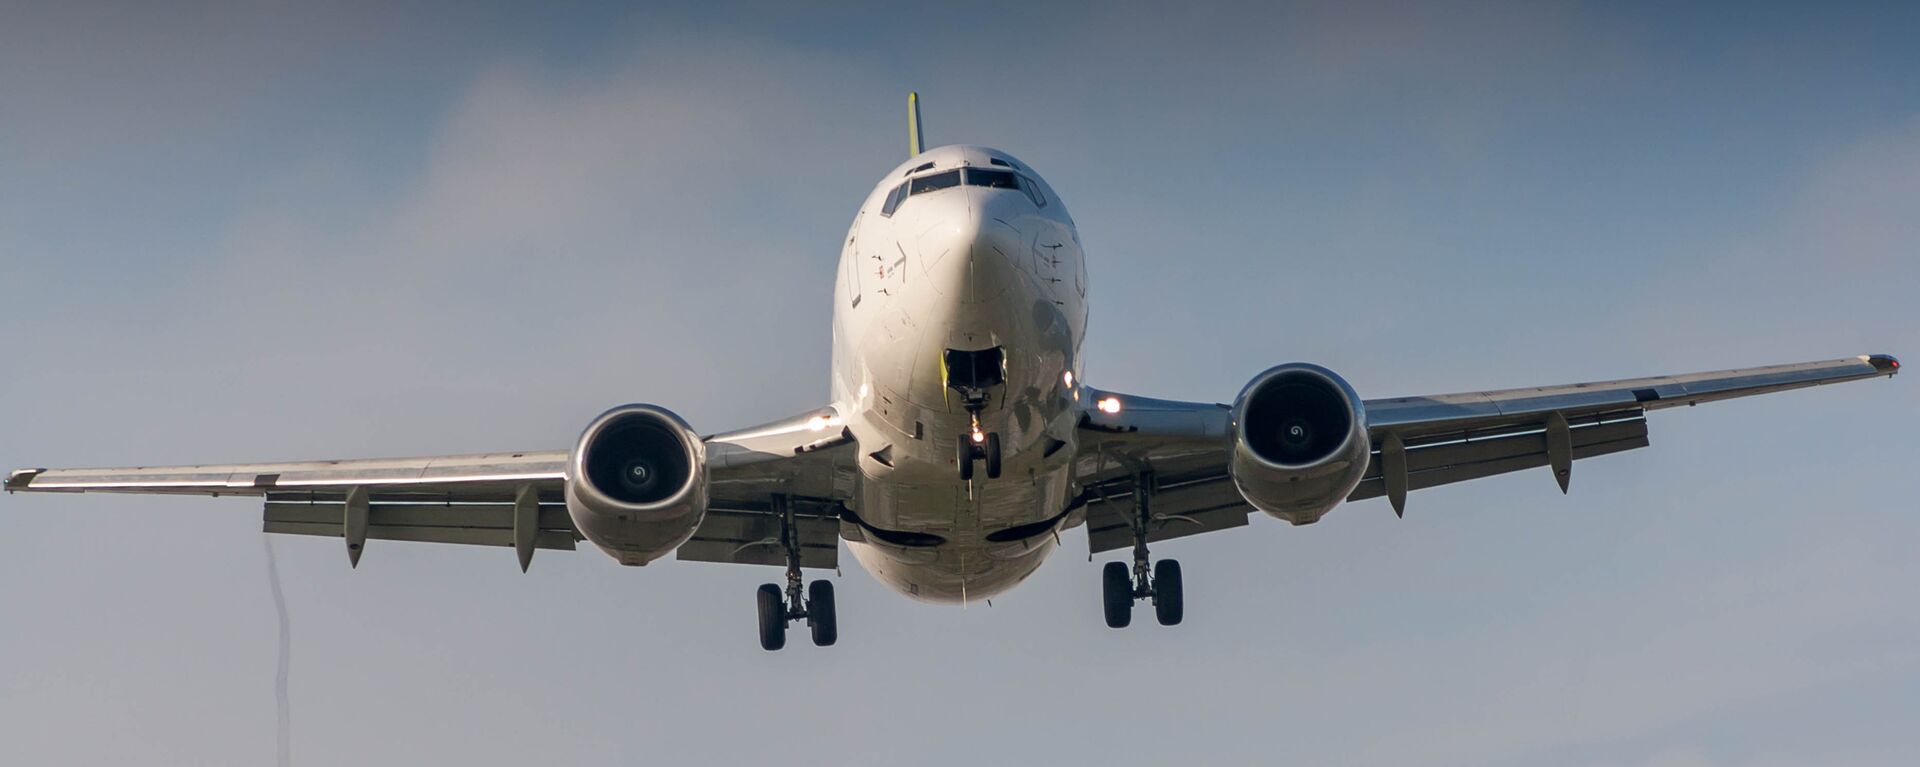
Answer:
(2, 2, 1916, 765)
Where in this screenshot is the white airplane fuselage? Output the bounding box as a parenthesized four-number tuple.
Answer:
(829, 145, 1088, 602)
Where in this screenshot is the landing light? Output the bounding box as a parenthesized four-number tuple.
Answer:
(807, 415, 842, 432)
(1097, 397, 1122, 414)
(1062, 371, 1075, 388)
(970, 430, 986, 444)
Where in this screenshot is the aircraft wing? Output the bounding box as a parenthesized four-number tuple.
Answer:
(1073, 354, 1899, 554)
(5, 407, 858, 570)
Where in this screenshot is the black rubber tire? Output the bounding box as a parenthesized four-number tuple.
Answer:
(756, 583, 786, 651)
(808, 580, 838, 647)
(984, 432, 1003, 479)
(957, 437, 975, 481)
(1102, 561, 1133, 629)
(1153, 559, 1184, 626)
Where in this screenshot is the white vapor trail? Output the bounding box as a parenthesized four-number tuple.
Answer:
(263, 535, 292, 767)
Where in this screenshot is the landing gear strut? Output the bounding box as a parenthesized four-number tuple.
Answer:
(756, 495, 836, 651)
(1101, 470, 1182, 629)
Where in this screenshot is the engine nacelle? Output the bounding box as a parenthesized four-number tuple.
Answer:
(565, 404, 708, 566)
(1229, 364, 1369, 525)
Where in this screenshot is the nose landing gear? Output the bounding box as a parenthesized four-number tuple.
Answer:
(756, 495, 837, 651)
(945, 347, 1006, 481)
(956, 419, 1002, 481)
(1100, 470, 1183, 629)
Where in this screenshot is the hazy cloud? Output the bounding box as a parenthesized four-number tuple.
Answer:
(2, 3, 1915, 766)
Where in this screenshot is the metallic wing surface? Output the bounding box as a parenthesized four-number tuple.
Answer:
(1074, 355, 1899, 554)
(6, 407, 857, 571)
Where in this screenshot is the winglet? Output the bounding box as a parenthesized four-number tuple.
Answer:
(908, 92, 925, 158)
(5, 468, 44, 491)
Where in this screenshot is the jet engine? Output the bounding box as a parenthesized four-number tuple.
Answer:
(565, 404, 708, 565)
(1229, 364, 1369, 525)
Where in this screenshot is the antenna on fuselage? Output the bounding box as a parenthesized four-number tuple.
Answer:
(908, 91, 925, 158)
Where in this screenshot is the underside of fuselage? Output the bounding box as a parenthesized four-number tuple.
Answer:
(830, 145, 1089, 602)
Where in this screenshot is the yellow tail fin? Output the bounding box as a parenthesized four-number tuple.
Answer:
(908, 92, 925, 158)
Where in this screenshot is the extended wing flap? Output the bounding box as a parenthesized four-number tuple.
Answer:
(263, 500, 580, 551)
(1081, 472, 1251, 555)
(1348, 415, 1648, 503)
(675, 504, 840, 570)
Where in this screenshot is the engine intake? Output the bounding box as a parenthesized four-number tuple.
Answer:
(1242, 373, 1355, 466)
(565, 404, 707, 565)
(582, 415, 693, 505)
(1230, 364, 1369, 524)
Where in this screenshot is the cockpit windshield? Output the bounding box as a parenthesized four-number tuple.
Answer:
(882, 165, 1042, 218)
(963, 168, 1018, 189)
(909, 169, 961, 195)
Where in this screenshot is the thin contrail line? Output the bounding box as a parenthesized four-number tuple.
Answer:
(263, 535, 292, 767)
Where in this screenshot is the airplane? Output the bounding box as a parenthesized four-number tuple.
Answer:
(6, 93, 1900, 651)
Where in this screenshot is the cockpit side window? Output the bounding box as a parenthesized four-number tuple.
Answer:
(1017, 175, 1047, 207)
(880, 182, 907, 216)
(909, 169, 962, 195)
(963, 168, 1019, 189)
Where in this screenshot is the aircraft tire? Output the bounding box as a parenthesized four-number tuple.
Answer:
(1153, 559, 1183, 626)
(1102, 561, 1133, 629)
(757, 583, 786, 651)
(984, 433, 1003, 479)
(808, 580, 837, 647)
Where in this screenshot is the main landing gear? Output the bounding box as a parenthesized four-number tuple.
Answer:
(756, 495, 836, 651)
(1101, 470, 1183, 629)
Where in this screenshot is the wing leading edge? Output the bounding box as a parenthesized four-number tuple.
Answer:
(6, 451, 568, 499)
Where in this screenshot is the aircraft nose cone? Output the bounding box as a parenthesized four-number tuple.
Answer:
(917, 198, 1023, 304)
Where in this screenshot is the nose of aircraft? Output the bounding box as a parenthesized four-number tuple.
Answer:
(916, 189, 1027, 306)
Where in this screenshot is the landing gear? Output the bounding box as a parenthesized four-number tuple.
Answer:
(756, 583, 786, 651)
(955, 417, 1002, 481)
(1102, 561, 1132, 628)
(756, 495, 838, 651)
(946, 347, 1003, 481)
(984, 432, 1002, 479)
(1152, 559, 1183, 626)
(1101, 470, 1184, 629)
(808, 580, 837, 646)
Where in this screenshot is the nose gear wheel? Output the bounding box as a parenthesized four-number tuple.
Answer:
(957, 429, 1003, 481)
